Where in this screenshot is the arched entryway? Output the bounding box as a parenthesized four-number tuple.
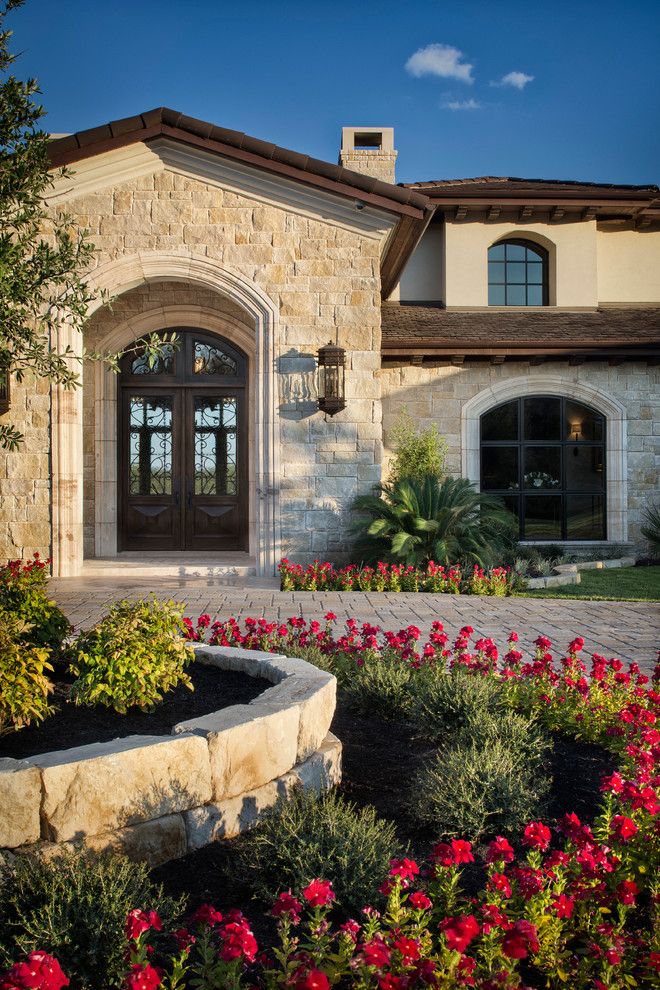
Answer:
(118, 328, 249, 552)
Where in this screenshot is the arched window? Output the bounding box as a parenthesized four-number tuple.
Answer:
(488, 239, 548, 306)
(480, 396, 606, 540)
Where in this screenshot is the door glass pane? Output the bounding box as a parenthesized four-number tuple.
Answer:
(565, 401, 604, 442)
(523, 495, 562, 539)
(481, 400, 518, 441)
(481, 447, 519, 490)
(566, 494, 605, 539)
(128, 396, 173, 495)
(565, 445, 605, 490)
(130, 344, 175, 375)
(194, 397, 238, 495)
(193, 341, 238, 376)
(523, 446, 561, 489)
(523, 396, 561, 440)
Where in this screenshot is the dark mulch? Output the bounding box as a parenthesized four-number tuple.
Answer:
(0, 663, 269, 760)
(150, 688, 615, 921)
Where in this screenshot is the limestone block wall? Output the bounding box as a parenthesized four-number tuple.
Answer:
(0, 371, 51, 563)
(0, 646, 341, 867)
(59, 169, 385, 565)
(380, 360, 660, 548)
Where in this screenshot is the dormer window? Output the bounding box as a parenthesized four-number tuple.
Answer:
(488, 239, 548, 306)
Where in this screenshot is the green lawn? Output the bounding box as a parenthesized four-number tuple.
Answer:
(519, 565, 660, 602)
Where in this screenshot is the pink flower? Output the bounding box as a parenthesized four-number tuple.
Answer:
(523, 821, 551, 851)
(125, 910, 162, 941)
(439, 915, 480, 953)
(0, 953, 69, 990)
(302, 879, 335, 907)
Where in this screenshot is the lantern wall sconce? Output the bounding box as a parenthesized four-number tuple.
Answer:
(0, 366, 10, 415)
(317, 341, 346, 416)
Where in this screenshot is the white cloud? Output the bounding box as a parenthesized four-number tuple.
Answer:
(442, 98, 481, 111)
(491, 70, 534, 90)
(405, 43, 474, 84)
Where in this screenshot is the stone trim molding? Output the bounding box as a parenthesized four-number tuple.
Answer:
(460, 375, 628, 542)
(51, 251, 282, 577)
(0, 646, 340, 867)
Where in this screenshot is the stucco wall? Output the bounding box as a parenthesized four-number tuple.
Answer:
(380, 360, 659, 548)
(398, 225, 444, 302)
(597, 227, 660, 303)
(0, 371, 51, 563)
(444, 220, 599, 308)
(58, 166, 386, 565)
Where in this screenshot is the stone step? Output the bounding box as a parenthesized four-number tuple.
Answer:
(82, 553, 257, 579)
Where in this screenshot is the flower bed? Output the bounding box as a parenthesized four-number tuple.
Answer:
(4, 621, 659, 989)
(278, 559, 518, 594)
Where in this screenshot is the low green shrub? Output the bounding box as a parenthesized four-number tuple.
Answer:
(387, 408, 447, 484)
(235, 788, 402, 916)
(0, 555, 71, 651)
(454, 707, 552, 768)
(0, 850, 185, 990)
(0, 614, 54, 735)
(344, 649, 413, 717)
(412, 737, 550, 841)
(408, 667, 506, 744)
(69, 598, 193, 713)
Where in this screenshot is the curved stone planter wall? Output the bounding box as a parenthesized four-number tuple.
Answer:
(0, 646, 340, 866)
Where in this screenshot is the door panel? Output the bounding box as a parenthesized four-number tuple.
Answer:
(119, 387, 246, 552)
(120, 390, 182, 550)
(186, 391, 247, 550)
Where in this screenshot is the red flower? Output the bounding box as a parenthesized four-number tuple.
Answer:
(219, 921, 258, 963)
(272, 890, 303, 922)
(610, 815, 639, 842)
(302, 879, 335, 907)
(408, 891, 432, 911)
(0, 953, 69, 990)
(616, 880, 639, 905)
(124, 964, 161, 990)
(552, 894, 575, 919)
(501, 920, 539, 959)
(191, 904, 223, 927)
(294, 969, 329, 990)
(393, 936, 420, 964)
(431, 839, 474, 866)
(361, 939, 391, 969)
(523, 821, 551, 851)
(125, 910, 162, 941)
(485, 836, 514, 864)
(389, 857, 420, 882)
(439, 915, 480, 953)
(487, 873, 512, 898)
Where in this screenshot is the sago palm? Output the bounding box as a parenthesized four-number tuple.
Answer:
(351, 474, 515, 568)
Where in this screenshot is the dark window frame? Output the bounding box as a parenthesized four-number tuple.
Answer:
(480, 395, 607, 541)
(488, 238, 549, 307)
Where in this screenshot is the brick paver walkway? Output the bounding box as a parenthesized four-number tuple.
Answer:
(50, 577, 660, 674)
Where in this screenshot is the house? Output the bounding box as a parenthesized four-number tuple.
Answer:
(2, 108, 658, 577)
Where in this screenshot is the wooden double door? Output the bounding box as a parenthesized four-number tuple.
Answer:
(118, 330, 248, 552)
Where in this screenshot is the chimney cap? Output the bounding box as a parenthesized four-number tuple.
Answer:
(341, 127, 395, 153)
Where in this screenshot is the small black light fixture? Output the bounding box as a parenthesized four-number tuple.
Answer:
(0, 364, 10, 415)
(317, 340, 346, 416)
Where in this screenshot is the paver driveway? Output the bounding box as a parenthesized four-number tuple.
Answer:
(50, 576, 660, 675)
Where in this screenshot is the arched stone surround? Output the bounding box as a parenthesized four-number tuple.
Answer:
(52, 251, 282, 577)
(461, 376, 628, 542)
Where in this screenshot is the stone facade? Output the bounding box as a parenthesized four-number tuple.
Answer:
(381, 360, 660, 547)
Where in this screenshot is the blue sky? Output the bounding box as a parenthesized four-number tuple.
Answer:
(9, 0, 660, 186)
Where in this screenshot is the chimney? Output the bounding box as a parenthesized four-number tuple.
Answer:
(339, 127, 397, 184)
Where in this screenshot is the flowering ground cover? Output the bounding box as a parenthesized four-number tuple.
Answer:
(3, 617, 659, 989)
(278, 559, 518, 595)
